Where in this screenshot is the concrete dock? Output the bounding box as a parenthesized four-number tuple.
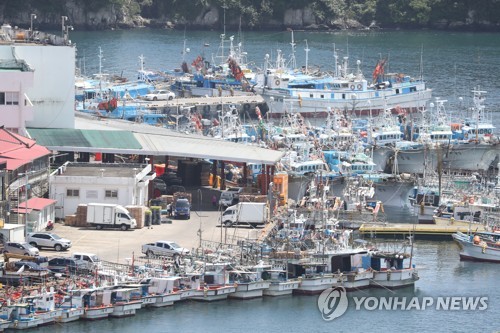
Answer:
(358, 222, 489, 240)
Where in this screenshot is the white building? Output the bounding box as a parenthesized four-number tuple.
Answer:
(0, 24, 75, 130)
(49, 162, 154, 219)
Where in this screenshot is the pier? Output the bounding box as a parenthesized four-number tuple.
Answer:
(358, 222, 489, 240)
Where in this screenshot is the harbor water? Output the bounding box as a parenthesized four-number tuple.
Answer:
(44, 29, 499, 332)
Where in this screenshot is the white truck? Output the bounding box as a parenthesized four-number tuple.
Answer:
(86, 203, 137, 231)
(141, 240, 190, 257)
(221, 202, 268, 227)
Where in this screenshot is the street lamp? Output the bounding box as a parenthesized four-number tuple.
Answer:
(30, 14, 36, 39)
(61, 16, 68, 38)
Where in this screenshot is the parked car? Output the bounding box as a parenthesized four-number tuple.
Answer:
(219, 187, 244, 207)
(26, 232, 72, 251)
(48, 257, 88, 275)
(144, 89, 175, 101)
(141, 240, 190, 257)
(72, 252, 102, 271)
(3, 242, 39, 256)
(14, 261, 49, 272)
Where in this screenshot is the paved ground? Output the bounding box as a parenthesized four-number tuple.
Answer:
(44, 210, 263, 263)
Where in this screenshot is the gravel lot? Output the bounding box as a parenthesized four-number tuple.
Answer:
(44, 210, 263, 263)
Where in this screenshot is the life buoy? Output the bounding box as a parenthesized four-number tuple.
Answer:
(275, 79, 280, 86)
(350, 85, 355, 90)
(243, 103, 251, 112)
(357, 84, 362, 90)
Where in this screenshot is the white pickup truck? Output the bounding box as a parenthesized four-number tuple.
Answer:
(141, 240, 190, 257)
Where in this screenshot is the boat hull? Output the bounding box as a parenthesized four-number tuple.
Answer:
(453, 236, 500, 263)
(371, 269, 419, 289)
(110, 301, 143, 318)
(148, 294, 182, 307)
(8, 318, 41, 330)
(189, 286, 236, 302)
(56, 308, 84, 323)
(36, 309, 63, 326)
(81, 306, 114, 320)
(334, 271, 374, 291)
(263, 281, 300, 296)
(229, 281, 271, 299)
(294, 276, 336, 295)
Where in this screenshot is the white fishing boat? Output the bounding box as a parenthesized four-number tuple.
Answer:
(452, 231, 500, 263)
(0, 319, 10, 332)
(188, 263, 236, 301)
(25, 289, 63, 326)
(106, 286, 143, 318)
(71, 288, 114, 320)
(228, 264, 271, 299)
(368, 248, 419, 289)
(137, 277, 182, 307)
(0, 303, 42, 330)
(334, 269, 375, 291)
(55, 294, 84, 323)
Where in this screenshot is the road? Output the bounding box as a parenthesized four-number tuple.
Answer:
(45, 210, 263, 263)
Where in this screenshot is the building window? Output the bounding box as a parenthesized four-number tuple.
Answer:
(66, 189, 79, 197)
(0, 92, 19, 105)
(105, 190, 118, 198)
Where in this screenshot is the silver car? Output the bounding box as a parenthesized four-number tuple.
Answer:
(3, 242, 39, 256)
(26, 232, 72, 251)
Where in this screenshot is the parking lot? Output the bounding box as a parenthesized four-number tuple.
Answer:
(43, 210, 263, 263)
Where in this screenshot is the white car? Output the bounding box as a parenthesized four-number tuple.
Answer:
(142, 240, 190, 257)
(3, 242, 39, 256)
(144, 90, 175, 101)
(26, 232, 72, 251)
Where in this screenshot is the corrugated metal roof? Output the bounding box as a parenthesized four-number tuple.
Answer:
(27, 128, 142, 149)
(26, 113, 284, 165)
(18, 197, 56, 211)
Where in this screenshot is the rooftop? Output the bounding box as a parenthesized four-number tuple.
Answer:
(58, 163, 148, 178)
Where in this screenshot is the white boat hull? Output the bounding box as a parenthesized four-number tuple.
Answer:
(371, 269, 419, 288)
(36, 309, 63, 325)
(148, 294, 182, 307)
(110, 301, 143, 318)
(453, 235, 500, 263)
(229, 281, 271, 299)
(81, 306, 114, 320)
(334, 271, 374, 291)
(189, 286, 236, 302)
(8, 318, 41, 330)
(56, 307, 84, 323)
(294, 275, 336, 295)
(263, 280, 300, 296)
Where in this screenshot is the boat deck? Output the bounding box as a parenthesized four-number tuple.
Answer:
(146, 95, 265, 108)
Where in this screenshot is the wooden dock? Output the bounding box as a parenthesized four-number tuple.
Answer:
(358, 222, 488, 240)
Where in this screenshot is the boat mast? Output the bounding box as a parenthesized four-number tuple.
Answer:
(304, 39, 310, 74)
(289, 30, 296, 70)
(333, 43, 338, 77)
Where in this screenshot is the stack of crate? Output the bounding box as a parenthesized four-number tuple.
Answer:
(126, 205, 146, 229)
(64, 214, 76, 226)
(200, 161, 212, 186)
(74, 204, 90, 227)
(239, 194, 268, 203)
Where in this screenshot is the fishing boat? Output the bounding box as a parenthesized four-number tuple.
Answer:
(187, 263, 236, 301)
(106, 286, 143, 318)
(137, 277, 182, 307)
(0, 319, 10, 332)
(0, 303, 42, 330)
(258, 46, 431, 118)
(452, 231, 500, 263)
(71, 287, 114, 320)
(24, 289, 63, 326)
(368, 243, 419, 289)
(55, 294, 85, 323)
(261, 264, 300, 296)
(228, 263, 271, 299)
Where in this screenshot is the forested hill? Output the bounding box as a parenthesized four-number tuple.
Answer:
(1, 0, 500, 31)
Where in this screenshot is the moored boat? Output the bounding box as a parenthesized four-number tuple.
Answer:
(452, 231, 500, 263)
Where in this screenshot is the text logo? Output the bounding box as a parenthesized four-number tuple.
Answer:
(317, 287, 349, 321)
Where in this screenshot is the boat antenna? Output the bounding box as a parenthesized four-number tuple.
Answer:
(419, 44, 424, 80)
(289, 29, 296, 70)
(304, 39, 310, 74)
(333, 43, 338, 77)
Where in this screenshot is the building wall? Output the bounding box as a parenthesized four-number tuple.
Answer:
(50, 174, 149, 219)
(0, 44, 75, 129)
(0, 70, 34, 132)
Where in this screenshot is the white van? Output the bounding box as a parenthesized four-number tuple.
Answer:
(72, 252, 102, 271)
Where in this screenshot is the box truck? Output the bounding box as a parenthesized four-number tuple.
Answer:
(86, 203, 137, 231)
(221, 202, 268, 227)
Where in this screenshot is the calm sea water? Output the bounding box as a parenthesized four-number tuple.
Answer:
(38, 30, 499, 332)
